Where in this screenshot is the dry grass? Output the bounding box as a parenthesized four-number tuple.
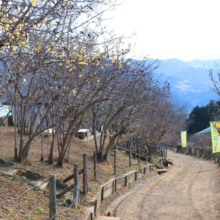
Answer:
(0, 127, 148, 219)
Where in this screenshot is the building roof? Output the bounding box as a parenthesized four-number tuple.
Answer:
(0, 105, 12, 118)
(193, 127, 211, 136)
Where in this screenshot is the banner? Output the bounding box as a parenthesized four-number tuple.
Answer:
(181, 131, 187, 147)
(210, 122, 220, 153)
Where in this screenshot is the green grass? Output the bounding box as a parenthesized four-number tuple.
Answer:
(36, 207, 43, 212)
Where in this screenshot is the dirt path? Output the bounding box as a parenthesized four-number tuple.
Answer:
(115, 151, 220, 220)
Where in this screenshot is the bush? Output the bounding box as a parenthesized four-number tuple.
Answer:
(176, 145, 182, 153)
(198, 148, 204, 157)
(188, 146, 192, 155)
(181, 147, 186, 154)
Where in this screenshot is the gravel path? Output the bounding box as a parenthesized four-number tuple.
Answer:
(115, 151, 220, 220)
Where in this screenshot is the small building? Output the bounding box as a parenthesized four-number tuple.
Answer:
(0, 105, 13, 126)
(78, 129, 90, 142)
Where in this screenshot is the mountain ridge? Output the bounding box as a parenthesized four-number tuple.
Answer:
(152, 58, 220, 111)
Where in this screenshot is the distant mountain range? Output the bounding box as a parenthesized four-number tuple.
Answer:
(152, 58, 220, 112)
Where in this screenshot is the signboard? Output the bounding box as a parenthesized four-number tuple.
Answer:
(0, 105, 12, 118)
(210, 122, 220, 153)
(181, 131, 187, 147)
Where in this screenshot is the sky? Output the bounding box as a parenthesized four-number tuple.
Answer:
(106, 0, 220, 61)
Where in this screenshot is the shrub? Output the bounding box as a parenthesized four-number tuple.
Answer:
(176, 145, 182, 153)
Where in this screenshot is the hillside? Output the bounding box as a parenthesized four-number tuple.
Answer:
(0, 127, 150, 219)
(154, 58, 220, 111)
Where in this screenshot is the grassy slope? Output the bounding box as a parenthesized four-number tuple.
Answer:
(0, 127, 149, 219)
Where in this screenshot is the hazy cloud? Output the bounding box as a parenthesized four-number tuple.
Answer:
(175, 80, 201, 92)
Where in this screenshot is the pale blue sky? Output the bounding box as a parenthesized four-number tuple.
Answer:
(106, 0, 220, 61)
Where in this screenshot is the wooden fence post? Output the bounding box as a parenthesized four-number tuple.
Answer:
(114, 150, 117, 174)
(74, 164, 79, 209)
(94, 151, 97, 180)
(129, 149, 132, 167)
(138, 148, 140, 163)
(49, 175, 56, 220)
(83, 154, 87, 197)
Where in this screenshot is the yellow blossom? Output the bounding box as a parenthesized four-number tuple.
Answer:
(95, 61, 100, 66)
(79, 62, 87, 65)
(31, 0, 37, 6)
(19, 41, 25, 46)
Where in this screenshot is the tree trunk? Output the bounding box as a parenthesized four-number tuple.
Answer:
(14, 90, 18, 160)
(98, 150, 104, 161)
(66, 132, 74, 162)
(57, 134, 61, 155)
(18, 101, 24, 162)
(92, 112, 99, 153)
(57, 126, 76, 167)
(48, 131, 56, 164)
(41, 132, 44, 161)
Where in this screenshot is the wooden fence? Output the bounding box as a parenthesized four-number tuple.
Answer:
(173, 145, 220, 165)
(48, 145, 166, 219)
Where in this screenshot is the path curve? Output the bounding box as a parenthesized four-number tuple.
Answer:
(115, 151, 220, 220)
